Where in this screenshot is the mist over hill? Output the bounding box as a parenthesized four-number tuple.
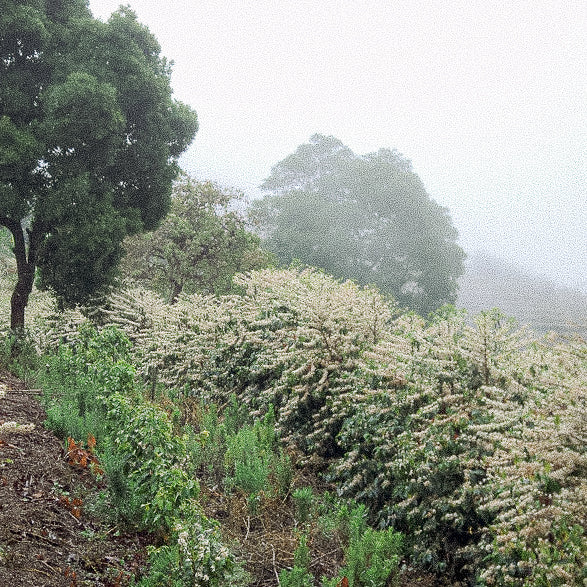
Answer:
(458, 253, 587, 338)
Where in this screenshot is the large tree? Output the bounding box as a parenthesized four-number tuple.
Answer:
(0, 0, 198, 329)
(122, 174, 273, 302)
(251, 134, 465, 315)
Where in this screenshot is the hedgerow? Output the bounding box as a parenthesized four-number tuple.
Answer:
(18, 268, 587, 584)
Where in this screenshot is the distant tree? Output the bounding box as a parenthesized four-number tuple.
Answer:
(0, 1, 198, 330)
(251, 134, 465, 315)
(122, 175, 274, 302)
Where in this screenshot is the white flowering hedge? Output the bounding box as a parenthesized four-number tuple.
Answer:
(23, 269, 587, 585)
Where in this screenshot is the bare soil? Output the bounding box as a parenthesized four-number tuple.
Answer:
(0, 371, 150, 587)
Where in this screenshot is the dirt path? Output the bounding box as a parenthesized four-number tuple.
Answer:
(0, 371, 149, 587)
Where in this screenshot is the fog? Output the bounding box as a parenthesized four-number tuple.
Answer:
(89, 0, 586, 292)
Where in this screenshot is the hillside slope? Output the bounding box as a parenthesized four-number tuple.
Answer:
(458, 253, 587, 337)
(0, 373, 149, 586)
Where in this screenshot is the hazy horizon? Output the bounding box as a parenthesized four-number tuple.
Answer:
(88, 0, 587, 292)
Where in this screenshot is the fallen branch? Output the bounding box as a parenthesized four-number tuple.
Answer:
(272, 544, 280, 585)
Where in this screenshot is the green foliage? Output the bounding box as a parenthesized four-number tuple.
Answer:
(292, 487, 314, 525)
(39, 325, 137, 443)
(96, 444, 144, 527)
(320, 502, 403, 587)
(29, 271, 587, 586)
(39, 325, 201, 534)
(186, 402, 228, 483)
(272, 449, 294, 498)
(252, 134, 465, 315)
(122, 174, 273, 302)
(324, 525, 403, 587)
(103, 392, 198, 532)
(0, 0, 198, 328)
(134, 514, 248, 587)
(224, 424, 271, 495)
(279, 533, 314, 587)
(223, 408, 278, 497)
(0, 330, 38, 381)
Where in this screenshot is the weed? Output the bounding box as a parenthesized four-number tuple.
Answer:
(321, 504, 403, 587)
(271, 448, 294, 498)
(279, 532, 314, 587)
(292, 487, 314, 525)
(224, 425, 270, 495)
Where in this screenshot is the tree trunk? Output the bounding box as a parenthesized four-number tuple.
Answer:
(10, 265, 35, 332)
(2, 218, 39, 333)
(169, 279, 183, 304)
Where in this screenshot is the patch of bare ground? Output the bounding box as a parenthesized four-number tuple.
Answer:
(0, 371, 150, 587)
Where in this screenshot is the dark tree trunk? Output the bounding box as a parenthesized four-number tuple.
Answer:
(169, 279, 183, 304)
(10, 265, 35, 332)
(1, 217, 40, 333)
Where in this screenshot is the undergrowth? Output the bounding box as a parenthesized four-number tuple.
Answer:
(2, 266, 585, 585)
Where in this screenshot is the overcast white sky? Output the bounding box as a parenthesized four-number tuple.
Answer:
(88, 0, 586, 290)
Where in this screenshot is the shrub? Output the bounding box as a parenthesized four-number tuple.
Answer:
(278, 532, 313, 587)
(224, 425, 271, 496)
(135, 513, 249, 587)
(292, 487, 314, 525)
(35, 270, 587, 584)
(322, 503, 403, 587)
(102, 392, 199, 533)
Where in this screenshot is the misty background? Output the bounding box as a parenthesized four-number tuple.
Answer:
(87, 0, 586, 331)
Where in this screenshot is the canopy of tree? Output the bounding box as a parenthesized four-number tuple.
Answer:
(0, 0, 198, 329)
(122, 175, 273, 302)
(251, 134, 465, 315)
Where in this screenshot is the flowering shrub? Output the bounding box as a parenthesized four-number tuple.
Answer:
(474, 337, 587, 585)
(136, 514, 248, 587)
(32, 269, 587, 584)
(100, 269, 394, 457)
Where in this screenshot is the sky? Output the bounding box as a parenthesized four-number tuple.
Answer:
(88, 0, 587, 291)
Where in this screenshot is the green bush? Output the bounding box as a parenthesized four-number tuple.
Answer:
(279, 533, 314, 587)
(102, 392, 198, 533)
(224, 425, 271, 496)
(272, 448, 294, 498)
(292, 487, 314, 525)
(134, 513, 249, 587)
(322, 504, 403, 587)
(185, 401, 227, 483)
(0, 331, 39, 382)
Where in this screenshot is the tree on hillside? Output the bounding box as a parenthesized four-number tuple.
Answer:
(251, 134, 465, 315)
(122, 174, 274, 302)
(0, 1, 198, 330)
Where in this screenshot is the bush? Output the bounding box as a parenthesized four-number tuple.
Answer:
(292, 487, 314, 525)
(102, 392, 199, 532)
(39, 325, 138, 446)
(34, 272, 587, 585)
(320, 503, 403, 587)
(135, 513, 249, 587)
(278, 533, 313, 587)
(0, 331, 39, 382)
(224, 425, 271, 496)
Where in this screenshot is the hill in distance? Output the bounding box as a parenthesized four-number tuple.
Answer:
(457, 253, 587, 338)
